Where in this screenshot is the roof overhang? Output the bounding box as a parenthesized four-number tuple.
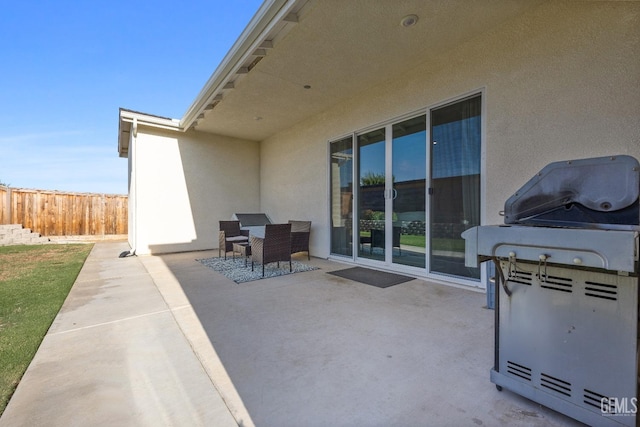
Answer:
(180, 0, 305, 131)
(118, 0, 546, 155)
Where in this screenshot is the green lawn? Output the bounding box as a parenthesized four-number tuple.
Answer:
(360, 232, 464, 252)
(401, 235, 464, 252)
(399, 234, 425, 248)
(0, 244, 93, 416)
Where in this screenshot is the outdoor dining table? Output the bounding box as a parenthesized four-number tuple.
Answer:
(244, 227, 265, 239)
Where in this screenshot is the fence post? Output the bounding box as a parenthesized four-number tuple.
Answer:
(102, 194, 106, 237)
(0, 186, 6, 224)
(6, 187, 12, 224)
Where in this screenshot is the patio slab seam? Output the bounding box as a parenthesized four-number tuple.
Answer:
(72, 272, 153, 283)
(47, 307, 179, 336)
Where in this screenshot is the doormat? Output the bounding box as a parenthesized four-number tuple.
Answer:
(327, 267, 414, 288)
(198, 257, 318, 283)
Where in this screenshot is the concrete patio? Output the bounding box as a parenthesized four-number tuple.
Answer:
(0, 241, 582, 426)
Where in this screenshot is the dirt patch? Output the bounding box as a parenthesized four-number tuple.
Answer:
(0, 245, 89, 282)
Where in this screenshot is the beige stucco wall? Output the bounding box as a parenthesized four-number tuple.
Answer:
(130, 127, 259, 254)
(259, 1, 640, 259)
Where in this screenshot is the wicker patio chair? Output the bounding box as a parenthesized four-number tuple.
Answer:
(219, 220, 249, 259)
(251, 223, 292, 277)
(289, 220, 311, 260)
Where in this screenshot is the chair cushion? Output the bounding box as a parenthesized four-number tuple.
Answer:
(226, 236, 249, 242)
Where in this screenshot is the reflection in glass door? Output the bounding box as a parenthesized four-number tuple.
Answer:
(357, 128, 386, 261)
(357, 117, 426, 268)
(330, 136, 353, 256)
(334, 96, 480, 282)
(429, 95, 481, 279)
(392, 116, 426, 268)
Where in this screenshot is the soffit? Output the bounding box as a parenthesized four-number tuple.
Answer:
(192, 0, 544, 141)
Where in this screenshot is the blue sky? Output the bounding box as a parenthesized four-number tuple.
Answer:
(0, 0, 263, 194)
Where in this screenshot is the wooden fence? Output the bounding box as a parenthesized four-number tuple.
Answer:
(0, 186, 127, 237)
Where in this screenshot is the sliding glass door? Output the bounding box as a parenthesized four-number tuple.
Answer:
(356, 117, 426, 268)
(429, 95, 481, 279)
(330, 136, 353, 257)
(330, 93, 481, 283)
(357, 128, 386, 262)
(392, 116, 426, 268)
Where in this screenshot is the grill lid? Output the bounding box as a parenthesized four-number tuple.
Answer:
(504, 155, 640, 230)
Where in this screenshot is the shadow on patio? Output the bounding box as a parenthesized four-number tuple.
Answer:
(144, 248, 582, 427)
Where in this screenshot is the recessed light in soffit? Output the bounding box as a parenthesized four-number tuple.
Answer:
(400, 14, 419, 28)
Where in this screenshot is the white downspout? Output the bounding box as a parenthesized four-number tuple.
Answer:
(129, 117, 138, 255)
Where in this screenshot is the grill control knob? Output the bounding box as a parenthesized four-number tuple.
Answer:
(509, 251, 516, 258)
(573, 257, 583, 264)
(539, 254, 548, 261)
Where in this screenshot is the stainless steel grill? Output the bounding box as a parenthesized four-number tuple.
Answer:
(463, 155, 639, 426)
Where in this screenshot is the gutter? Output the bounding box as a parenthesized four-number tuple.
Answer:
(119, 109, 181, 131)
(118, 109, 182, 158)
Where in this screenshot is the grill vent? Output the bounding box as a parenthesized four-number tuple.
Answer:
(541, 373, 572, 397)
(585, 281, 618, 301)
(540, 274, 573, 293)
(507, 270, 533, 286)
(584, 389, 608, 410)
(507, 361, 532, 381)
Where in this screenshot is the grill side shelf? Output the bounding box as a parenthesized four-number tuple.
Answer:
(472, 226, 638, 273)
